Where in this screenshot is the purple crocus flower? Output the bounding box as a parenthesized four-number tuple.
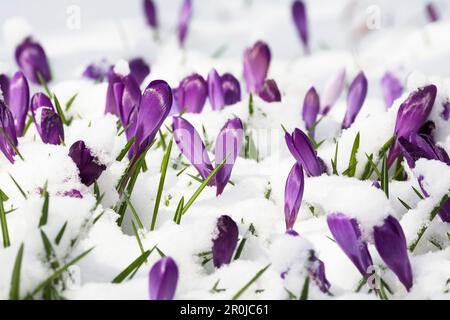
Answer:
(307, 251, 331, 294)
(0, 74, 10, 104)
(15, 37, 51, 85)
(398, 132, 450, 169)
(207, 69, 225, 111)
(373, 215, 413, 291)
(177, 0, 192, 48)
(221, 73, 241, 106)
(321, 68, 346, 115)
(172, 116, 214, 180)
(387, 85, 437, 167)
(149, 257, 179, 300)
(31, 93, 64, 145)
(381, 72, 403, 109)
(143, 0, 158, 29)
(82, 60, 112, 82)
(8, 71, 30, 136)
(105, 72, 123, 115)
(128, 57, 150, 85)
(212, 215, 239, 268)
(292, 0, 309, 54)
(113, 75, 141, 140)
(285, 128, 326, 177)
(175, 74, 207, 114)
(302, 87, 320, 132)
(284, 163, 304, 231)
(258, 79, 281, 103)
(0, 100, 18, 163)
(327, 213, 373, 277)
(426, 2, 439, 23)
(243, 41, 271, 94)
(342, 72, 368, 129)
(214, 118, 244, 196)
(133, 80, 172, 159)
(441, 101, 449, 121)
(69, 141, 106, 186)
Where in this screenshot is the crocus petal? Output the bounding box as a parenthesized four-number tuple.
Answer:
(149, 257, 179, 300)
(177, 0, 192, 48)
(387, 85, 437, 167)
(134, 80, 172, 157)
(114, 75, 141, 140)
(61, 189, 83, 198)
(426, 3, 439, 22)
(284, 163, 304, 231)
(31, 92, 64, 145)
(381, 72, 403, 109)
(8, 71, 30, 136)
(207, 69, 225, 111)
(243, 41, 271, 94)
(0, 100, 18, 163)
(69, 141, 106, 186)
(221, 73, 241, 106)
(292, 0, 309, 53)
(399, 132, 450, 168)
(308, 251, 331, 294)
(0, 74, 10, 104)
(285, 128, 325, 177)
(214, 118, 244, 196)
(438, 199, 450, 223)
(342, 72, 368, 129)
(321, 68, 346, 115)
(327, 213, 373, 276)
(105, 72, 122, 115)
(373, 215, 413, 291)
(172, 116, 214, 180)
(258, 79, 281, 102)
(302, 87, 320, 131)
(176, 74, 208, 113)
(143, 0, 158, 28)
(441, 101, 450, 121)
(128, 57, 150, 85)
(15, 37, 51, 85)
(212, 215, 239, 268)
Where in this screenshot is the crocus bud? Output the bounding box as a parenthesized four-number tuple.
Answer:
(292, 0, 309, 54)
(128, 57, 150, 85)
(149, 257, 179, 300)
(178, 0, 192, 48)
(31, 93, 64, 145)
(387, 85, 437, 167)
(8, 71, 30, 136)
(175, 74, 207, 113)
(321, 68, 346, 115)
(15, 37, 51, 85)
(105, 72, 123, 115)
(207, 68, 225, 111)
(134, 80, 172, 159)
(0, 100, 18, 163)
(381, 72, 403, 109)
(373, 215, 413, 291)
(285, 128, 326, 177)
(0, 74, 10, 103)
(113, 75, 141, 140)
(172, 116, 214, 180)
(302, 87, 320, 131)
(82, 59, 112, 82)
(438, 200, 450, 223)
(307, 251, 331, 294)
(221, 73, 241, 106)
(426, 2, 439, 22)
(214, 118, 244, 195)
(69, 141, 106, 186)
(144, 0, 158, 29)
(284, 163, 304, 231)
(398, 133, 450, 169)
(327, 213, 373, 277)
(212, 215, 239, 268)
(243, 41, 271, 94)
(342, 72, 368, 129)
(258, 79, 281, 103)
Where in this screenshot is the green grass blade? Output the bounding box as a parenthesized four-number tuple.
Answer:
(381, 153, 389, 198)
(0, 197, 11, 248)
(331, 141, 339, 175)
(39, 189, 50, 227)
(248, 93, 254, 116)
(112, 250, 151, 283)
(8, 174, 27, 199)
(151, 139, 173, 231)
(0, 127, 24, 161)
(232, 264, 270, 300)
(122, 191, 144, 229)
(53, 94, 71, 126)
(412, 186, 425, 200)
(116, 136, 135, 162)
(173, 196, 184, 224)
(299, 276, 310, 300)
(342, 132, 360, 177)
(131, 221, 145, 255)
(9, 243, 24, 300)
(55, 221, 68, 245)
(233, 238, 247, 260)
(65, 92, 78, 111)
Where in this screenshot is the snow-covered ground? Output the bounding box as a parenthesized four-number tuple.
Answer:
(0, 0, 449, 300)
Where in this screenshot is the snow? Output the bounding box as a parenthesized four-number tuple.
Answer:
(0, 0, 449, 300)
